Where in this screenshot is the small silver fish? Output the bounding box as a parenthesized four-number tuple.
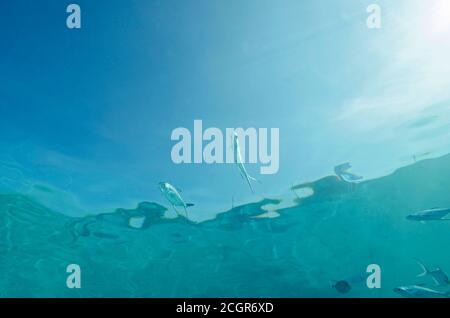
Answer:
(407, 208, 450, 222)
(232, 132, 259, 193)
(415, 259, 450, 286)
(158, 182, 194, 218)
(334, 162, 363, 182)
(394, 285, 450, 298)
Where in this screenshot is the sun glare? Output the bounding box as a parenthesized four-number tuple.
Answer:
(428, 0, 450, 35)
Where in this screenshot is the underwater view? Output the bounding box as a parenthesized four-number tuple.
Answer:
(1, 0, 450, 298)
(1, 154, 450, 297)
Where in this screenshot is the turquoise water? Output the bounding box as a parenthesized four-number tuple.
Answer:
(2, 0, 450, 298)
(1, 154, 450, 297)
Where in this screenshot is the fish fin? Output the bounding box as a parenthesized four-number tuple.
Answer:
(433, 279, 446, 287)
(186, 203, 194, 207)
(248, 175, 261, 184)
(414, 259, 429, 277)
(183, 206, 189, 219)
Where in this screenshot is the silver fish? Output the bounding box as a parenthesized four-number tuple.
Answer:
(158, 182, 193, 218)
(394, 285, 450, 298)
(415, 259, 450, 286)
(334, 162, 363, 182)
(232, 132, 259, 193)
(407, 208, 450, 222)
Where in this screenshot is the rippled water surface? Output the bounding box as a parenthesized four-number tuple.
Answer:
(1, 154, 450, 297)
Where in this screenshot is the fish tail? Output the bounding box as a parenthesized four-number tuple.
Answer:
(414, 258, 429, 277)
(248, 175, 261, 184)
(245, 173, 262, 193)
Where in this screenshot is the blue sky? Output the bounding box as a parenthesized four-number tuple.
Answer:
(1, 0, 450, 219)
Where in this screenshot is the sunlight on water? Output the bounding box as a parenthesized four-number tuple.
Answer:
(1, 0, 450, 299)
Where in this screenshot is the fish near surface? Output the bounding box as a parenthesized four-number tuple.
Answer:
(407, 208, 450, 222)
(394, 285, 450, 298)
(158, 182, 194, 218)
(232, 132, 259, 193)
(415, 259, 450, 286)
